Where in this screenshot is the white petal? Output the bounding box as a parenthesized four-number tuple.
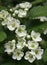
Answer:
(36, 55, 42, 60)
(1, 21, 6, 25)
(7, 25, 15, 31)
(12, 55, 17, 60)
(17, 57, 21, 60)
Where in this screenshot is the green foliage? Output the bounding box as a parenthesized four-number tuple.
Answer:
(0, 0, 47, 65)
(35, 60, 44, 65)
(1, 62, 14, 65)
(11, 0, 35, 3)
(31, 22, 47, 32)
(0, 6, 7, 11)
(1, 59, 35, 65)
(29, 5, 47, 18)
(31, 0, 45, 5)
(0, 31, 7, 42)
(43, 48, 47, 62)
(0, 0, 12, 6)
(40, 40, 47, 49)
(0, 44, 4, 54)
(27, 21, 47, 33)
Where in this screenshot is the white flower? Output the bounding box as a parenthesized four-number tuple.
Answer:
(1, 15, 12, 26)
(31, 30, 42, 42)
(17, 38, 26, 49)
(26, 34, 31, 39)
(28, 41, 39, 50)
(7, 19, 20, 31)
(11, 2, 32, 18)
(24, 51, 36, 63)
(43, 29, 47, 35)
(19, 2, 32, 10)
(15, 25, 27, 37)
(4, 40, 16, 54)
(0, 10, 9, 19)
(34, 47, 44, 60)
(13, 10, 19, 17)
(12, 13, 16, 17)
(18, 9, 27, 18)
(12, 49, 24, 60)
(10, 9, 13, 12)
(14, 10, 19, 14)
(39, 17, 47, 22)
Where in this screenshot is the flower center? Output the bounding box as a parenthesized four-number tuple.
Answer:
(31, 44, 35, 48)
(29, 54, 33, 58)
(18, 28, 22, 32)
(35, 50, 39, 54)
(12, 22, 16, 27)
(10, 45, 13, 49)
(33, 35, 37, 39)
(16, 52, 20, 56)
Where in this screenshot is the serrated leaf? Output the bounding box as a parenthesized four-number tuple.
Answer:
(0, 31, 7, 42)
(43, 48, 47, 62)
(29, 5, 47, 18)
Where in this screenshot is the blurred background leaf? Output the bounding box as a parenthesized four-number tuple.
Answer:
(0, 31, 7, 42)
(43, 48, 47, 62)
(0, 0, 47, 65)
(28, 5, 47, 18)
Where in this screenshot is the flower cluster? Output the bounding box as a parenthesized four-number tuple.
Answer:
(0, 2, 44, 63)
(4, 30, 43, 63)
(0, 10, 20, 31)
(10, 2, 32, 18)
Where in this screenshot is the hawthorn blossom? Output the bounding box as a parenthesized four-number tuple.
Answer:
(7, 19, 20, 31)
(15, 25, 27, 37)
(24, 51, 36, 63)
(4, 40, 16, 54)
(31, 30, 42, 42)
(12, 49, 24, 60)
(34, 47, 44, 60)
(28, 41, 39, 50)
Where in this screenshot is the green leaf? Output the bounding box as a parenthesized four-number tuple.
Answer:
(43, 48, 47, 62)
(40, 40, 47, 49)
(31, 0, 45, 5)
(0, 44, 4, 53)
(0, 31, 7, 42)
(1, 62, 14, 65)
(29, 5, 47, 18)
(0, 46, 4, 53)
(27, 21, 47, 33)
(0, 6, 7, 11)
(35, 60, 44, 65)
(1, 59, 35, 65)
(32, 22, 47, 32)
